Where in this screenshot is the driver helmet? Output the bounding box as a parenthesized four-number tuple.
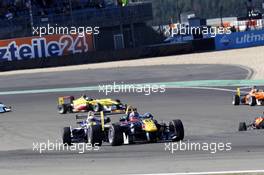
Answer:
(86, 97, 93, 101)
(129, 111, 140, 122)
(82, 94, 93, 101)
(250, 86, 258, 93)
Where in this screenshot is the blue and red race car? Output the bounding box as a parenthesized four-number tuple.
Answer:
(62, 107, 184, 146)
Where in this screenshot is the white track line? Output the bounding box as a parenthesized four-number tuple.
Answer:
(134, 169, 264, 175)
(0, 85, 251, 96)
(166, 86, 248, 94)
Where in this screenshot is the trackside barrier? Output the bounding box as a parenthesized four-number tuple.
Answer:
(0, 34, 94, 62)
(0, 42, 191, 71)
(192, 38, 215, 51)
(215, 29, 264, 50)
(0, 38, 215, 71)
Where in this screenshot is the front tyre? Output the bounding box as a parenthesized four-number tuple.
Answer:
(108, 124, 123, 146)
(232, 95, 240, 106)
(87, 125, 102, 146)
(238, 122, 247, 131)
(249, 96, 257, 106)
(62, 127, 72, 145)
(146, 132, 157, 143)
(169, 119, 184, 141)
(58, 105, 67, 114)
(257, 99, 263, 106)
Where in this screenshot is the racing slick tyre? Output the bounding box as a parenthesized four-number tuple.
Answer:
(240, 97, 246, 104)
(232, 95, 240, 106)
(169, 119, 184, 142)
(108, 124, 123, 146)
(238, 122, 247, 131)
(92, 103, 103, 112)
(146, 132, 157, 143)
(115, 99, 121, 103)
(249, 96, 257, 106)
(128, 135, 135, 144)
(62, 127, 72, 145)
(257, 100, 263, 106)
(259, 120, 264, 129)
(87, 125, 102, 146)
(58, 105, 67, 114)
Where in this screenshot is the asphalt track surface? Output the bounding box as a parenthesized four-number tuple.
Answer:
(0, 64, 264, 175)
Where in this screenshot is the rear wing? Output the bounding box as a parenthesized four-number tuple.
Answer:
(75, 105, 137, 131)
(75, 111, 114, 131)
(75, 111, 128, 120)
(57, 96, 74, 105)
(75, 105, 136, 120)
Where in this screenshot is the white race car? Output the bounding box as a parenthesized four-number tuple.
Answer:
(0, 102, 11, 113)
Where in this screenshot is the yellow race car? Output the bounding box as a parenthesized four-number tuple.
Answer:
(57, 95, 127, 114)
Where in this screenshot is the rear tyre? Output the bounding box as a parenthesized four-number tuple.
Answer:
(87, 125, 102, 146)
(169, 119, 184, 141)
(146, 132, 157, 143)
(68, 106, 73, 113)
(115, 99, 121, 103)
(58, 105, 67, 114)
(240, 96, 246, 103)
(257, 100, 263, 106)
(238, 122, 247, 131)
(62, 127, 72, 145)
(108, 124, 123, 146)
(232, 95, 240, 105)
(249, 96, 257, 106)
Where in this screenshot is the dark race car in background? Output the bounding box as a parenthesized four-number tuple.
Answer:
(239, 113, 264, 131)
(108, 111, 184, 146)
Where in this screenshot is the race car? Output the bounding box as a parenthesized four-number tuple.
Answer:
(62, 107, 184, 146)
(232, 86, 264, 106)
(62, 111, 112, 146)
(62, 108, 130, 146)
(108, 110, 184, 146)
(57, 95, 127, 114)
(239, 113, 264, 131)
(0, 102, 11, 113)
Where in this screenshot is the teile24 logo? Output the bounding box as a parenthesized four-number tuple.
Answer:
(0, 34, 94, 61)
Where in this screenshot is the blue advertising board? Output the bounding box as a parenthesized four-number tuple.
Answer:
(215, 29, 264, 50)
